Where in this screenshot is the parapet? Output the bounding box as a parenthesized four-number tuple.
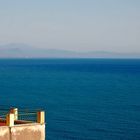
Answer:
(0, 107, 45, 140)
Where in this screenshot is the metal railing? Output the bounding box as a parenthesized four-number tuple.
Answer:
(18, 110, 37, 122)
(0, 108, 9, 120)
(0, 107, 45, 126)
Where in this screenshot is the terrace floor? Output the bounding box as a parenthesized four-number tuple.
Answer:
(0, 122, 6, 126)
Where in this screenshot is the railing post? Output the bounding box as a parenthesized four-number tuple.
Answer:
(6, 113, 14, 126)
(10, 108, 18, 120)
(37, 111, 45, 124)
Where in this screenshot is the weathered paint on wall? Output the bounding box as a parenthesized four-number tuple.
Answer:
(0, 123, 45, 140)
(11, 124, 45, 140)
(0, 126, 10, 140)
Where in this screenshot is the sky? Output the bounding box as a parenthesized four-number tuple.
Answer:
(0, 0, 140, 53)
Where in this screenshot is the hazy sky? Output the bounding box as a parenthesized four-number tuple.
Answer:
(0, 0, 140, 52)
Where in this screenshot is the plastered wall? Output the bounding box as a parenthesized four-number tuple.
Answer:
(0, 126, 10, 140)
(0, 124, 45, 140)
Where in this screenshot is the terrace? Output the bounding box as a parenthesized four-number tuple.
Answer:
(0, 107, 45, 140)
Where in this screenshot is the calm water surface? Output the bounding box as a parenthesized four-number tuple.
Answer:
(0, 59, 140, 140)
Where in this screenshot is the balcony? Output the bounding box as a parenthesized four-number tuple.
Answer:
(0, 107, 45, 140)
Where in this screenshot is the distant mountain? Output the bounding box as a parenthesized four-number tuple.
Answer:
(0, 43, 140, 58)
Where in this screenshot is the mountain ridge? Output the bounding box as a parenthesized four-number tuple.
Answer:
(0, 43, 140, 58)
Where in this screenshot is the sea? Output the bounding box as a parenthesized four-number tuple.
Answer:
(0, 59, 140, 140)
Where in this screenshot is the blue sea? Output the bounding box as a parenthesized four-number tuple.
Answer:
(0, 59, 140, 140)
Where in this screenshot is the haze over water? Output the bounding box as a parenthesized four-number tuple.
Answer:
(0, 0, 140, 53)
(0, 1, 140, 139)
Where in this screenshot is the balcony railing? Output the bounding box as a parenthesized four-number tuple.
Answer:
(0, 107, 45, 126)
